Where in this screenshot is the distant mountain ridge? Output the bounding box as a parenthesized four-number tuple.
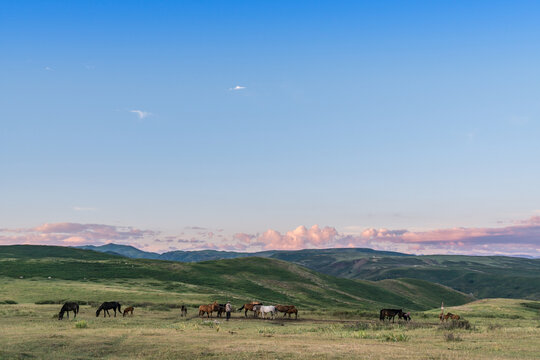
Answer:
(76, 243, 540, 300)
(77, 244, 408, 262)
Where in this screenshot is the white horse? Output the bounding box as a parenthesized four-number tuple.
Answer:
(257, 305, 276, 319)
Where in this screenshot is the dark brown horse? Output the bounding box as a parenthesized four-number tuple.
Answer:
(96, 302, 122, 317)
(58, 302, 79, 320)
(123, 306, 134, 317)
(276, 305, 297, 319)
(199, 301, 218, 318)
(285, 307, 298, 319)
(442, 312, 460, 321)
(238, 301, 262, 318)
(180, 305, 188, 317)
(380, 308, 403, 323)
(215, 303, 226, 318)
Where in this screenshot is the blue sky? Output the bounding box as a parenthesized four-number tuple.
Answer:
(1, 1, 540, 254)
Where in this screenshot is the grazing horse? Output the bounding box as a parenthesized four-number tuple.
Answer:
(238, 301, 263, 318)
(380, 309, 403, 323)
(257, 305, 276, 319)
(285, 307, 298, 319)
(58, 302, 79, 320)
(401, 312, 411, 321)
(198, 301, 218, 318)
(180, 305, 188, 317)
(442, 312, 460, 321)
(96, 302, 122, 317)
(275, 305, 296, 318)
(122, 306, 134, 317)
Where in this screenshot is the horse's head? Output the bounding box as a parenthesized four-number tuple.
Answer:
(95, 309, 100, 317)
(58, 312, 63, 320)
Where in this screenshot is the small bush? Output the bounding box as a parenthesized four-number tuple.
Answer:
(0, 300, 18, 304)
(444, 332, 462, 342)
(75, 321, 88, 329)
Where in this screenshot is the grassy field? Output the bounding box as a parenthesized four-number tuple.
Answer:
(1, 246, 539, 359)
(0, 298, 539, 359)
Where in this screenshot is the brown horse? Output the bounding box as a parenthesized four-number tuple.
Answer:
(123, 306, 134, 317)
(442, 312, 460, 321)
(199, 301, 218, 318)
(285, 307, 298, 319)
(275, 305, 297, 318)
(238, 301, 262, 318)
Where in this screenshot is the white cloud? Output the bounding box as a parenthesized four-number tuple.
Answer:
(45, 66, 54, 71)
(229, 85, 246, 91)
(73, 206, 96, 212)
(129, 110, 152, 119)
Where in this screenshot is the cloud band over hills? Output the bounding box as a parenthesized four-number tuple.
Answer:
(1, 217, 539, 257)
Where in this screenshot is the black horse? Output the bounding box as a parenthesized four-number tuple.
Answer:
(215, 304, 226, 318)
(58, 302, 79, 320)
(96, 302, 122, 317)
(180, 305, 188, 317)
(380, 308, 404, 323)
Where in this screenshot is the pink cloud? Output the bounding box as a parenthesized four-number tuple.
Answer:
(0, 222, 158, 247)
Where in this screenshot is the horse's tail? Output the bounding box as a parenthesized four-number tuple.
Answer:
(238, 305, 245, 311)
(380, 310, 384, 320)
(117, 303, 122, 313)
(76, 304, 79, 314)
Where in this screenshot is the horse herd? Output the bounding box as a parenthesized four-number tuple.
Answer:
(199, 301, 298, 320)
(57, 301, 134, 320)
(58, 301, 459, 323)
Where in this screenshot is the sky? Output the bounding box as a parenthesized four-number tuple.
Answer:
(1, 1, 540, 256)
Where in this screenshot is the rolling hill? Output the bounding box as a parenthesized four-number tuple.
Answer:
(0, 245, 471, 311)
(76, 244, 540, 300)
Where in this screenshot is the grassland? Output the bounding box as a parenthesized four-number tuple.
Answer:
(0, 246, 539, 359)
(0, 297, 539, 359)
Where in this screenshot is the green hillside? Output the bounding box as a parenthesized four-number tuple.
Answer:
(266, 250, 540, 300)
(0, 245, 472, 311)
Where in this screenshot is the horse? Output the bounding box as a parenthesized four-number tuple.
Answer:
(275, 305, 296, 317)
(215, 303, 226, 318)
(380, 308, 403, 323)
(122, 306, 134, 317)
(180, 305, 188, 317)
(198, 301, 218, 318)
(401, 312, 411, 321)
(238, 301, 262, 318)
(285, 307, 298, 319)
(257, 305, 276, 319)
(58, 302, 79, 320)
(442, 312, 460, 321)
(96, 302, 122, 317)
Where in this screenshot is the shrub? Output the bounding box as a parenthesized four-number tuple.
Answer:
(75, 320, 88, 329)
(0, 300, 18, 304)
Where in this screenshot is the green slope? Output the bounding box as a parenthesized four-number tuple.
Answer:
(266, 250, 540, 300)
(0, 245, 472, 311)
